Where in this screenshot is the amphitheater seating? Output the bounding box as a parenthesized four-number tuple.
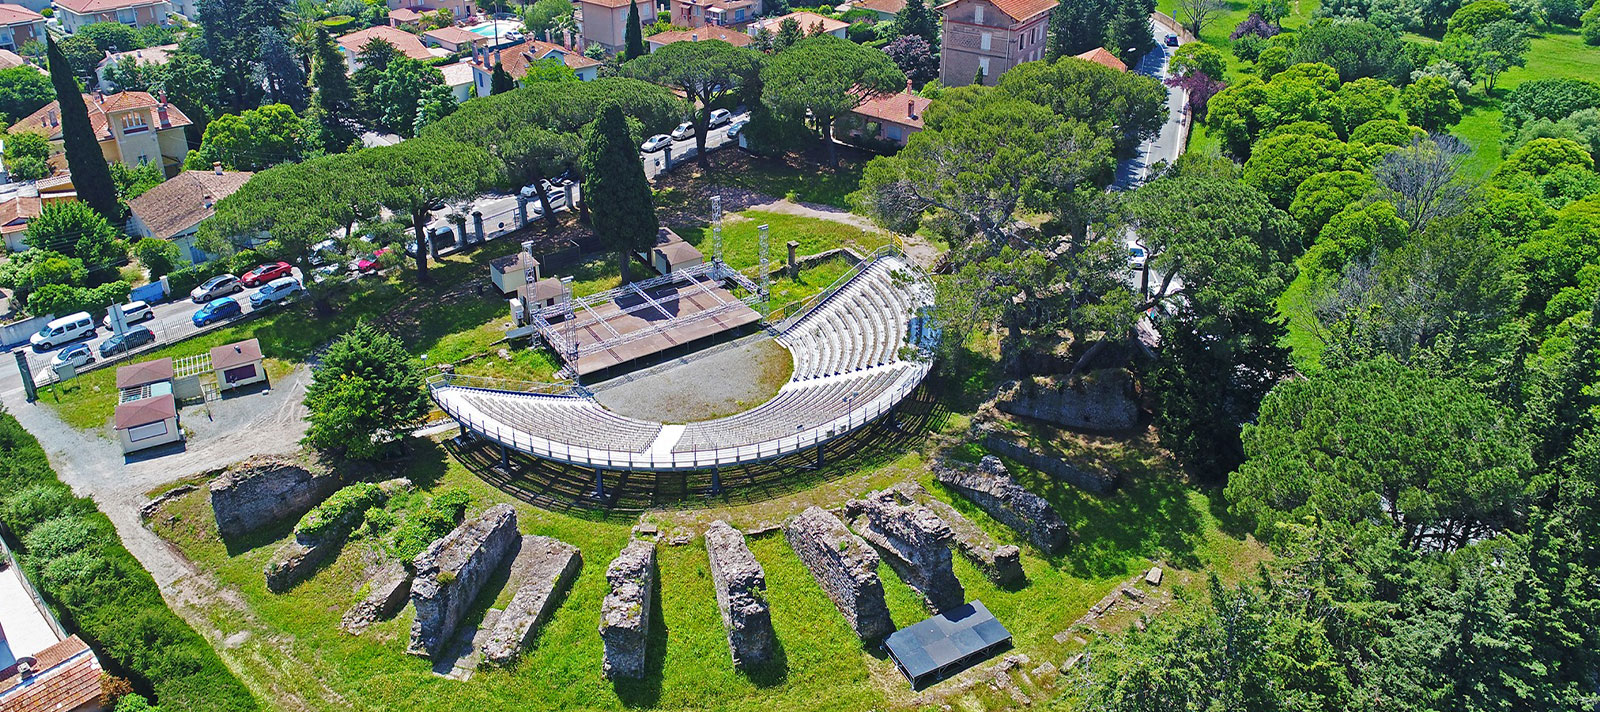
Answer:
(430, 254, 934, 469)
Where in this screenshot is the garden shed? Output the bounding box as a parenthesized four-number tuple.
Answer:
(211, 339, 265, 391)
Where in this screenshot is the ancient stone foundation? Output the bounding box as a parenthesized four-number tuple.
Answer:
(600, 539, 657, 680)
(783, 506, 894, 641)
(408, 504, 520, 659)
(996, 370, 1140, 432)
(209, 455, 340, 539)
(481, 536, 581, 665)
(888, 482, 1025, 587)
(704, 521, 775, 668)
(264, 478, 410, 593)
(846, 490, 964, 612)
(341, 561, 414, 635)
(934, 456, 1071, 555)
(982, 433, 1118, 494)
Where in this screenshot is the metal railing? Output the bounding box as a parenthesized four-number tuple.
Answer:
(426, 372, 587, 397)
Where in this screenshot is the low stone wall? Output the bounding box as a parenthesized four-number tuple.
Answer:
(934, 456, 1071, 555)
(408, 504, 520, 659)
(481, 536, 581, 665)
(783, 506, 894, 641)
(341, 562, 414, 635)
(209, 455, 342, 540)
(263, 479, 410, 593)
(981, 433, 1118, 494)
(705, 521, 775, 669)
(846, 490, 965, 613)
(600, 539, 657, 680)
(889, 483, 1025, 587)
(995, 370, 1139, 433)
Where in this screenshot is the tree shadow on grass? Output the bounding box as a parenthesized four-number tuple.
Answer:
(610, 564, 666, 708)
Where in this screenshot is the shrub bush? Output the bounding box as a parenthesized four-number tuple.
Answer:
(1, 483, 87, 532)
(432, 488, 471, 519)
(21, 515, 97, 560)
(295, 482, 385, 540)
(163, 261, 229, 296)
(390, 489, 473, 565)
(0, 413, 259, 712)
(27, 281, 131, 319)
(321, 14, 355, 31)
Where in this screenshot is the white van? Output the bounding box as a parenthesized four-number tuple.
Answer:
(31, 312, 96, 349)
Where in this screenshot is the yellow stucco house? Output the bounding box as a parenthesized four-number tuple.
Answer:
(8, 90, 193, 178)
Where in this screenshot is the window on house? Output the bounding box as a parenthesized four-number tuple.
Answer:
(978, 56, 990, 77)
(121, 113, 148, 133)
(980, 32, 991, 50)
(127, 420, 168, 442)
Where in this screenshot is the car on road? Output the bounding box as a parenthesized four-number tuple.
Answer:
(250, 276, 302, 307)
(670, 121, 696, 140)
(101, 301, 153, 328)
(190, 274, 243, 302)
(241, 261, 293, 287)
(355, 248, 391, 273)
(308, 238, 339, 266)
(98, 326, 156, 357)
(31, 312, 96, 350)
(406, 226, 459, 257)
(727, 119, 748, 139)
(1129, 246, 1148, 269)
(1164, 34, 1179, 46)
(641, 134, 671, 152)
(708, 109, 733, 127)
(192, 297, 242, 327)
(50, 343, 93, 369)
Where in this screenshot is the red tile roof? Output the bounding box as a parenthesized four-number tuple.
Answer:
(211, 339, 262, 372)
(852, 88, 931, 128)
(126, 169, 253, 240)
(854, 0, 907, 13)
(935, 0, 1057, 22)
(114, 393, 175, 429)
(53, 0, 162, 12)
(9, 91, 193, 143)
(0, 48, 27, 70)
(338, 25, 436, 61)
(0, 4, 44, 25)
(423, 25, 483, 46)
(482, 39, 601, 76)
(751, 11, 850, 34)
(1074, 46, 1126, 71)
(389, 6, 424, 22)
(646, 25, 753, 47)
(0, 194, 42, 235)
(580, 0, 640, 9)
(116, 357, 173, 389)
(0, 636, 103, 712)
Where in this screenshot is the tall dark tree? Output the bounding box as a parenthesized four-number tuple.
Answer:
(625, 0, 646, 60)
(256, 28, 308, 111)
(310, 27, 353, 115)
(197, 0, 284, 110)
(1047, 0, 1107, 59)
(358, 138, 494, 283)
(45, 37, 117, 220)
(1104, 0, 1157, 63)
(490, 62, 516, 94)
(581, 103, 658, 282)
(894, 0, 940, 50)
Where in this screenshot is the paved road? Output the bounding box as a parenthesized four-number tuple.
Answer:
(1117, 20, 1189, 301)
(642, 111, 750, 179)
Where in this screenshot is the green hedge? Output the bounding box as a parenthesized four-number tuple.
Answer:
(0, 412, 260, 711)
(294, 482, 385, 540)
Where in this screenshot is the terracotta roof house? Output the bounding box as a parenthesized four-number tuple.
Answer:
(115, 357, 173, 390)
(55, 0, 170, 33)
(113, 392, 180, 453)
(0, 192, 41, 252)
(1073, 46, 1126, 71)
(338, 25, 439, 73)
(936, 0, 1056, 86)
(668, 0, 763, 28)
(578, 0, 648, 54)
(388, 0, 476, 23)
(9, 91, 193, 176)
(126, 165, 254, 264)
(0, 4, 44, 53)
(646, 24, 753, 51)
(389, 6, 425, 23)
(423, 25, 486, 51)
(0, 538, 105, 712)
(853, 0, 906, 20)
(212, 338, 266, 391)
(748, 11, 850, 38)
(468, 40, 602, 95)
(96, 43, 178, 90)
(848, 82, 932, 147)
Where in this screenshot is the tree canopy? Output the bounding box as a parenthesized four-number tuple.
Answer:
(759, 35, 904, 165)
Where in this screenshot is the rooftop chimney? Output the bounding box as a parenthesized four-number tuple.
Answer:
(212, 161, 223, 175)
(158, 89, 167, 107)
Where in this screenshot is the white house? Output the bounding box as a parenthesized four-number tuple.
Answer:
(55, 0, 171, 33)
(96, 43, 177, 90)
(212, 338, 266, 391)
(468, 40, 601, 97)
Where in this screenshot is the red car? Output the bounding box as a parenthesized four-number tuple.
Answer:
(355, 248, 390, 273)
(241, 261, 293, 287)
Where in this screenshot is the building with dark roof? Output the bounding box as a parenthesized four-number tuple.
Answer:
(883, 600, 1011, 688)
(126, 165, 254, 264)
(211, 338, 265, 391)
(113, 392, 179, 453)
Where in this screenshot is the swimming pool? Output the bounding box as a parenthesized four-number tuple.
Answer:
(465, 20, 522, 38)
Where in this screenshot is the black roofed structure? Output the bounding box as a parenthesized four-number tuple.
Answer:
(883, 600, 1011, 688)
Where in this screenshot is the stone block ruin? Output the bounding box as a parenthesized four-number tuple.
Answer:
(264, 478, 411, 593)
(209, 455, 342, 539)
(341, 561, 414, 635)
(408, 504, 520, 659)
(704, 521, 775, 669)
(845, 489, 965, 613)
(600, 539, 656, 680)
(934, 456, 1071, 555)
(783, 506, 894, 642)
(481, 536, 581, 665)
(887, 482, 1025, 587)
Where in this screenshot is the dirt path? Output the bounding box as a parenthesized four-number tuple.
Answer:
(746, 198, 943, 269)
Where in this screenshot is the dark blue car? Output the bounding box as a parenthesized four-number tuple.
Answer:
(193, 297, 241, 327)
(99, 326, 156, 357)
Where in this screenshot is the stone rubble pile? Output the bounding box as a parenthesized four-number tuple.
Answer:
(783, 506, 894, 641)
(481, 535, 581, 665)
(209, 455, 340, 539)
(887, 482, 1025, 587)
(704, 521, 775, 669)
(600, 539, 657, 680)
(264, 478, 410, 593)
(846, 489, 964, 612)
(408, 504, 520, 659)
(934, 456, 1071, 555)
(341, 561, 414, 635)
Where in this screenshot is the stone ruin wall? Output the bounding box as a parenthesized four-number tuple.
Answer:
(481, 535, 582, 665)
(846, 490, 965, 612)
(704, 520, 775, 669)
(782, 506, 894, 641)
(408, 503, 520, 659)
(209, 455, 341, 539)
(600, 539, 656, 680)
(934, 456, 1071, 555)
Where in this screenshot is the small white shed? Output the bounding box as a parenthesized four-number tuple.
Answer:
(211, 339, 266, 391)
(114, 394, 181, 454)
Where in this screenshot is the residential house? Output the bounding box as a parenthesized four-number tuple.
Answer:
(5, 0, 47, 12)
(846, 82, 931, 147)
(10, 91, 194, 176)
(96, 43, 178, 91)
(422, 25, 486, 52)
(646, 24, 752, 52)
(1073, 46, 1126, 71)
(469, 40, 601, 95)
(0, 4, 44, 52)
(388, 0, 476, 21)
(577, 0, 647, 54)
(0, 48, 29, 69)
(852, 0, 905, 21)
(439, 60, 476, 103)
(0, 191, 40, 251)
(168, 0, 196, 19)
(0, 540, 107, 712)
(337, 25, 441, 73)
(668, 0, 762, 28)
(748, 11, 850, 39)
(55, 0, 171, 33)
(126, 164, 253, 263)
(935, 0, 1055, 86)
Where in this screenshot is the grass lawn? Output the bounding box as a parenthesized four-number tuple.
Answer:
(1452, 29, 1600, 176)
(673, 211, 891, 277)
(148, 413, 1262, 712)
(1155, 0, 1322, 84)
(692, 155, 866, 209)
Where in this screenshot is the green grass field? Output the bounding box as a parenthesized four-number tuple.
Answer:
(1452, 29, 1600, 176)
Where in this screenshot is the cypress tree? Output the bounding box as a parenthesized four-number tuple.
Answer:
(894, 0, 940, 51)
(490, 62, 516, 94)
(625, 0, 646, 60)
(580, 103, 657, 283)
(973, 65, 985, 85)
(46, 37, 118, 220)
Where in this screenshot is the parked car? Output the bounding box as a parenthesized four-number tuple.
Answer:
(355, 248, 390, 273)
(50, 342, 93, 369)
(30, 312, 95, 350)
(313, 261, 345, 282)
(101, 300, 153, 328)
(727, 119, 749, 139)
(241, 261, 293, 287)
(406, 226, 459, 257)
(99, 326, 156, 357)
(192, 297, 242, 327)
(670, 121, 695, 140)
(641, 134, 672, 152)
(708, 108, 733, 127)
(308, 238, 339, 266)
(190, 274, 242, 302)
(1128, 246, 1148, 269)
(1164, 34, 1179, 46)
(251, 276, 302, 307)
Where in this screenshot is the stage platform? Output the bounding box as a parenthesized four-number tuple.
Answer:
(550, 279, 763, 376)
